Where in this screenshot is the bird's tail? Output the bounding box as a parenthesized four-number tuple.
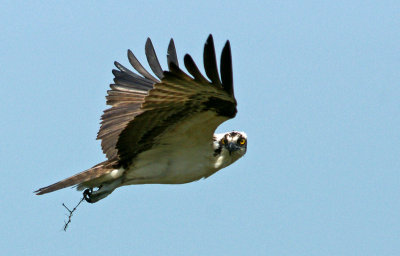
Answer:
(34, 161, 113, 195)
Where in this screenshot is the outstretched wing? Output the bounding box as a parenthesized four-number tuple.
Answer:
(99, 35, 237, 168)
(96, 39, 164, 160)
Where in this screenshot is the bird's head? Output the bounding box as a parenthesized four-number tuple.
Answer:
(214, 131, 247, 162)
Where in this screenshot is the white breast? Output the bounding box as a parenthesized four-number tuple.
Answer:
(121, 111, 227, 185)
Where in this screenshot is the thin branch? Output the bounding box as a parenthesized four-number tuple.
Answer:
(62, 196, 85, 231)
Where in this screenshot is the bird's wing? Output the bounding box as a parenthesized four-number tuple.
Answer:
(97, 39, 164, 160)
(112, 35, 237, 168)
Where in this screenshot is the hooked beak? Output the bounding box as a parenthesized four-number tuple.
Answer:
(226, 142, 240, 155)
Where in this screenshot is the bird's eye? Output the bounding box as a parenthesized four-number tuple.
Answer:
(238, 138, 246, 145)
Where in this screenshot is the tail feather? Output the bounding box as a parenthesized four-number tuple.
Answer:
(35, 161, 114, 195)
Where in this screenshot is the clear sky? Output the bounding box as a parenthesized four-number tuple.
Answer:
(1, 1, 399, 255)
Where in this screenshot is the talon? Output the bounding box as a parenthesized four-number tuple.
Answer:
(83, 188, 93, 203)
(82, 182, 117, 203)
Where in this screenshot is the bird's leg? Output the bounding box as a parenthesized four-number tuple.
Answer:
(83, 178, 122, 203)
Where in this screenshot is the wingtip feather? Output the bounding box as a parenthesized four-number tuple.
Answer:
(203, 34, 222, 86)
(167, 38, 179, 68)
(220, 40, 234, 96)
(145, 38, 164, 79)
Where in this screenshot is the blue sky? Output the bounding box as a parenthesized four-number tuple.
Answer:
(1, 1, 399, 255)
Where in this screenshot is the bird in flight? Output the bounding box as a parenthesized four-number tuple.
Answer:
(35, 35, 247, 203)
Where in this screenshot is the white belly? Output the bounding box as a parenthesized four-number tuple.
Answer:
(122, 143, 216, 185)
(121, 111, 227, 185)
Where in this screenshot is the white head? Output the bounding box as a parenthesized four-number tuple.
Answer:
(213, 131, 247, 169)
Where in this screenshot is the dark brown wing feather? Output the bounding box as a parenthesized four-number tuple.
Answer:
(203, 35, 222, 87)
(184, 54, 209, 83)
(167, 39, 179, 68)
(145, 38, 164, 79)
(115, 35, 237, 168)
(220, 41, 234, 96)
(127, 49, 159, 83)
(97, 42, 160, 160)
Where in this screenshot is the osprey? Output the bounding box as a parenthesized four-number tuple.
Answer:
(35, 35, 247, 203)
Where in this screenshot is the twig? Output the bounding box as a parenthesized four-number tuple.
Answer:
(62, 196, 85, 231)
